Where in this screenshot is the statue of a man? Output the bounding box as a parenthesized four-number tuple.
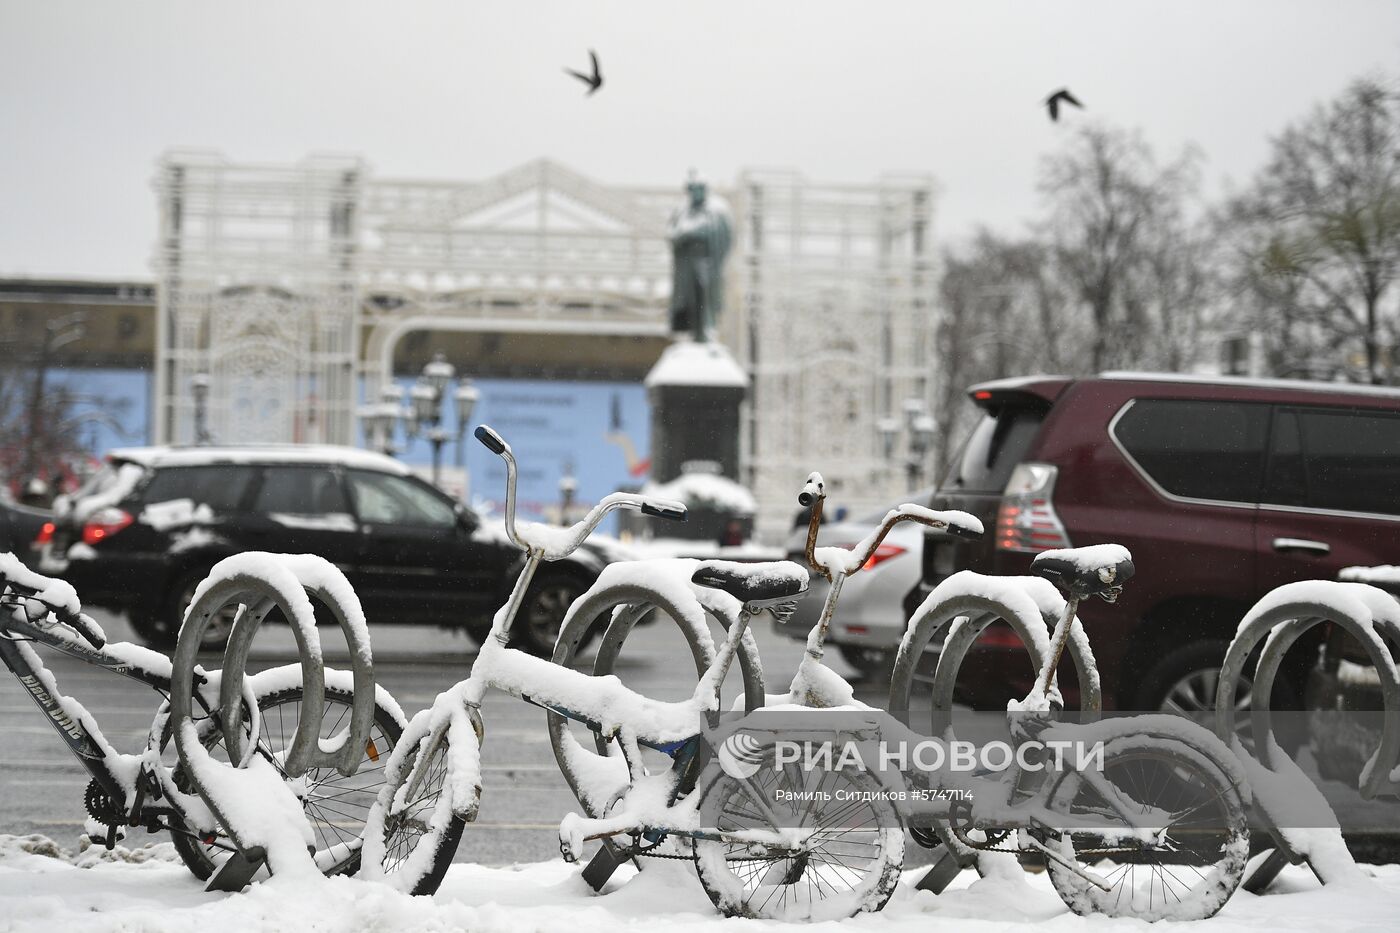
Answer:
(668, 171, 731, 342)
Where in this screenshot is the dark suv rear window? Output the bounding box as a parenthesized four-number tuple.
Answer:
(1266, 407, 1400, 516)
(942, 407, 1045, 493)
(1114, 399, 1269, 503)
(141, 465, 255, 512)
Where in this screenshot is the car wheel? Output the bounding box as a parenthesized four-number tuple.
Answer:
(513, 573, 587, 657)
(1133, 640, 1304, 749)
(155, 568, 239, 653)
(838, 644, 894, 681)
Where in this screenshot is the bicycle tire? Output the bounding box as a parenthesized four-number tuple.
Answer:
(1030, 731, 1249, 920)
(168, 683, 403, 880)
(692, 746, 904, 920)
(361, 713, 469, 895)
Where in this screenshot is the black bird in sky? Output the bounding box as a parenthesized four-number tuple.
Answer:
(564, 50, 603, 95)
(1044, 88, 1083, 122)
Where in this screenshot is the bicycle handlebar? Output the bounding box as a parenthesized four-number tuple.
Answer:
(0, 575, 106, 649)
(797, 471, 983, 582)
(475, 423, 687, 559)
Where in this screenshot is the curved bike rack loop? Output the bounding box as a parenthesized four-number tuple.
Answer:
(169, 555, 378, 889)
(889, 589, 1102, 737)
(1214, 580, 1400, 890)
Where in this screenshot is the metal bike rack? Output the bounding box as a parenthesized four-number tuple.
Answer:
(888, 585, 1102, 892)
(168, 556, 377, 890)
(1215, 575, 1400, 892)
(548, 580, 767, 892)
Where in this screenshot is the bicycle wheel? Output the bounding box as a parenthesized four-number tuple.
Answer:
(549, 578, 765, 818)
(361, 714, 469, 895)
(693, 749, 903, 921)
(169, 683, 403, 880)
(1030, 733, 1248, 921)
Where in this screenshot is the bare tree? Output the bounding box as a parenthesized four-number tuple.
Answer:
(933, 232, 1071, 472)
(1224, 77, 1400, 384)
(1038, 125, 1210, 372)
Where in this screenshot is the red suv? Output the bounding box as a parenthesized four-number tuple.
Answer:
(926, 373, 1400, 712)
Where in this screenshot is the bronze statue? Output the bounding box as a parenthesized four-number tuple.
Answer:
(668, 171, 731, 342)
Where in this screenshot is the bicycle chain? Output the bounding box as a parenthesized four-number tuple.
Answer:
(560, 835, 696, 862)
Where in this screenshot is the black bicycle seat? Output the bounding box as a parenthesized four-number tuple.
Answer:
(691, 560, 809, 607)
(1031, 545, 1134, 601)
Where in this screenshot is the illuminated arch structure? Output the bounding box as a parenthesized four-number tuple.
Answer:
(152, 152, 936, 537)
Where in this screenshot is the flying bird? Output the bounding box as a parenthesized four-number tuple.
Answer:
(1044, 88, 1083, 122)
(564, 50, 603, 95)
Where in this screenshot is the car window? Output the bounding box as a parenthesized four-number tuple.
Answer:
(141, 465, 254, 511)
(1267, 407, 1400, 516)
(941, 408, 1044, 493)
(1114, 399, 1269, 503)
(347, 470, 455, 527)
(253, 467, 348, 515)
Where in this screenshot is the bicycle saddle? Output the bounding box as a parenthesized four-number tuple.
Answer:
(1030, 544, 1134, 602)
(691, 560, 809, 607)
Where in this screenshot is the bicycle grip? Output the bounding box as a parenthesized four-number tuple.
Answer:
(797, 472, 824, 507)
(641, 502, 687, 522)
(59, 609, 106, 649)
(474, 424, 507, 455)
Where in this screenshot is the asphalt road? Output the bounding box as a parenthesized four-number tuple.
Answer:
(1, 608, 929, 869)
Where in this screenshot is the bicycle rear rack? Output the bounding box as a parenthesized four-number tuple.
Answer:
(1215, 574, 1400, 892)
(168, 554, 378, 891)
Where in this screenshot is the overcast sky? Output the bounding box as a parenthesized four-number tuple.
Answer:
(2, 1, 1398, 279)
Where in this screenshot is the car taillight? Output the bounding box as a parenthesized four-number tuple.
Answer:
(34, 522, 55, 546)
(975, 624, 1025, 649)
(82, 508, 134, 546)
(996, 463, 1071, 552)
(863, 543, 906, 571)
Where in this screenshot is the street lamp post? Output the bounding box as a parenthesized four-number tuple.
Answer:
(190, 372, 213, 445)
(558, 470, 577, 526)
(358, 351, 479, 494)
(879, 398, 934, 492)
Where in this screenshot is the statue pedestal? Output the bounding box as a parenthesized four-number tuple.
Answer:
(644, 341, 748, 483)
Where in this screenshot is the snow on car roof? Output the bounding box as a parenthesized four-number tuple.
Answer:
(106, 444, 412, 474)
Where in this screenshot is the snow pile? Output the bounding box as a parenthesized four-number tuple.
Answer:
(62, 462, 146, 524)
(642, 473, 756, 515)
(1032, 543, 1132, 573)
(1340, 565, 1400, 595)
(0, 551, 85, 621)
(139, 499, 215, 531)
(643, 340, 748, 389)
(269, 512, 357, 532)
(4, 835, 1400, 933)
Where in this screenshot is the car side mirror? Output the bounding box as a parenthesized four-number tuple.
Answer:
(455, 506, 479, 533)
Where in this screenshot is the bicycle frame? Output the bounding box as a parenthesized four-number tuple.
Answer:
(394, 427, 796, 858)
(0, 606, 223, 847)
(774, 478, 1169, 889)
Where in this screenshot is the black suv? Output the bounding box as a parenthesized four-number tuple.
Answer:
(35, 445, 621, 653)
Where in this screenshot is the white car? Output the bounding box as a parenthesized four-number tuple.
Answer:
(772, 489, 935, 677)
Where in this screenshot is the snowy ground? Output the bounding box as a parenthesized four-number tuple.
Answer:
(3, 834, 1399, 933)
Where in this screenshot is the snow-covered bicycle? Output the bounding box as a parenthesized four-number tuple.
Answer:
(728, 474, 1252, 921)
(0, 553, 405, 881)
(361, 428, 901, 920)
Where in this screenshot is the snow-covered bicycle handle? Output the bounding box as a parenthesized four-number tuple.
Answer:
(0, 571, 107, 649)
(475, 424, 687, 558)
